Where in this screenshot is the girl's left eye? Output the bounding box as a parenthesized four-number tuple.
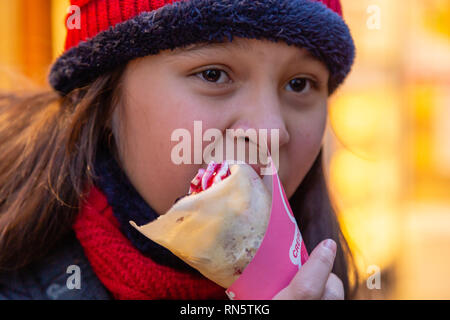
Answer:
(194, 68, 231, 84)
(285, 77, 316, 94)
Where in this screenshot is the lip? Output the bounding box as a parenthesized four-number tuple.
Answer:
(199, 161, 267, 178)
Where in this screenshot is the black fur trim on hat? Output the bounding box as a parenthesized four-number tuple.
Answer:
(48, 0, 355, 96)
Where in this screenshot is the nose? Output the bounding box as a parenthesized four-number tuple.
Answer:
(229, 88, 290, 155)
(227, 88, 290, 175)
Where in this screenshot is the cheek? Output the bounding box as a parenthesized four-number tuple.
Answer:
(117, 82, 224, 214)
(283, 105, 327, 198)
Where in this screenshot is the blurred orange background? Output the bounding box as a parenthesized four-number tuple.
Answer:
(0, 0, 449, 299)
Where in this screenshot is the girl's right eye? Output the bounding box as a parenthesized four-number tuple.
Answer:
(194, 68, 232, 85)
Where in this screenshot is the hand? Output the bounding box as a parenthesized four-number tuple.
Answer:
(272, 239, 344, 300)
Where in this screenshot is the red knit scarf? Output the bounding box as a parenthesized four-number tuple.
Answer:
(73, 185, 228, 300)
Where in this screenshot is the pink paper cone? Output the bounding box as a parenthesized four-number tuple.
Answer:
(225, 157, 309, 300)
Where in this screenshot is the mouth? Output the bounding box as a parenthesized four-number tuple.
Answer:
(174, 161, 268, 204)
(197, 160, 267, 182)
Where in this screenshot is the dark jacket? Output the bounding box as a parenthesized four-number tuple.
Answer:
(0, 232, 112, 300)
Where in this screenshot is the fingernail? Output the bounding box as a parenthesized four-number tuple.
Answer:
(323, 239, 336, 253)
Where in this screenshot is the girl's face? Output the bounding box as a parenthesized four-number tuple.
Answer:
(114, 37, 329, 214)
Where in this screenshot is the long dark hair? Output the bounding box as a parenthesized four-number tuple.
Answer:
(0, 64, 358, 299)
(0, 65, 126, 272)
(290, 149, 359, 299)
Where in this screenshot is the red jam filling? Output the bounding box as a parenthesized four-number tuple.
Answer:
(189, 161, 231, 194)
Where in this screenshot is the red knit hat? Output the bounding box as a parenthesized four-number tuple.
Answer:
(49, 0, 355, 96)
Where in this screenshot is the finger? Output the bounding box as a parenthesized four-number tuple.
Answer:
(321, 273, 345, 300)
(273, 239, 337, 300)
(292, 239, 337, 299)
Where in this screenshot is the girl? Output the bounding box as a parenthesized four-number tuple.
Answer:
(0, 0, 358, 299)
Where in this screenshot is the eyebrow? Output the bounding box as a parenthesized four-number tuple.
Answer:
(170, 41, 323, 64)
(168, 41, 252, 56)
(293, 50, 328, 69)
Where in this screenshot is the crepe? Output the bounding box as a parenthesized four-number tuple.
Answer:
(130, 162, 272, 288)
